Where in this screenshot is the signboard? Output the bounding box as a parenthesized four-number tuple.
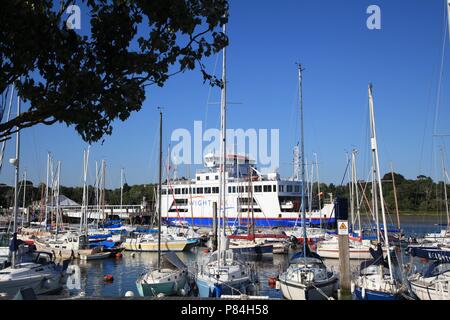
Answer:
(337, 220, 349, 235)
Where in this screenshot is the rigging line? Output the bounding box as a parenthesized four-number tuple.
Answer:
(418, 51, 439, 176)
(204, 53, 220, 129)
(433, 5, 448, 137)
(0, 85, 15, 175)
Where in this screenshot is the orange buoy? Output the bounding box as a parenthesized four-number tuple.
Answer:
(115, 253, 123, 258)
(203, 248, 210, 253)
(103, 274, 114, 282)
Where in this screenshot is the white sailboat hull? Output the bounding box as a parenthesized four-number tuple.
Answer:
(278, 276, 338, 300)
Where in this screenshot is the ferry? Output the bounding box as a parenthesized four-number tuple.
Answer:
(160, 153, 335, 228)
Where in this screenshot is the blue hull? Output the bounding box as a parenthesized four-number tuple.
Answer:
(354, 287, 399, 300)
(230, 245, 273, 256)
(165, 217, 335, 228)
(196, 278, 250, 298)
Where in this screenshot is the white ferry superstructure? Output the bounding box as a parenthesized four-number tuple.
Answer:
(160, 153, 335, 228)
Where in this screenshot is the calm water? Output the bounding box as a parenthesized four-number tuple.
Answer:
(63, 215, 446, 298)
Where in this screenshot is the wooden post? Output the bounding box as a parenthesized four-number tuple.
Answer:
(338, 227, 351, 296)
(336, 198, 351, 298)
(212, 201, 218, 251)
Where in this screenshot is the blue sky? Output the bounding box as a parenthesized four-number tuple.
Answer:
(1, 0, 450, 188)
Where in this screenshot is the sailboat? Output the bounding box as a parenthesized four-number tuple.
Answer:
(195, 23, 255, 298)
(282, 154, 327, 243)
(136, 111, 188, 297)
(352, 84, 403, 300)
(34, 149, 110, 260)
(278, 65, 338, 300)
(317, 150, 381, 260)
(228, 167, 274, 256)
(0, 89, 66, 297)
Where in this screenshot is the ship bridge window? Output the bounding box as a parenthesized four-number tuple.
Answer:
(232, 186, 236, 193)
(196, 187, 203, 194)
(197, 176, 200, 181)
(206, 176, 210, 181)
(279, 185, 284, 192)
(213, 187, 219, 194)
(162, 188, 167, 195)
(182, 188, 188, 195)
(273, 185, 276, 192)
(294, 186, 300, 193)
(191, 188, 196, 195)
(175, 188, 181, 195)
(215, 175, 218, 180)
(245, 186, 248, 193)
(238, 186, 244, 193)
(228, 186, 232, 193)
(205, 187, 211, 194)
(174, 199, 188, 205)
(254, 185, 262, 193)
(287, 185, 293, 192)
(263, 185, 272, 192)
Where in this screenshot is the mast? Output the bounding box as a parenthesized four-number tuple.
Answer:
(120, 167, 124, 217)
(297, 64, 307, 258)
(217, 23, 227, 266)
(55, 161, 61, 234)
(314, 153, 322, 230)
(44, 152, 50, 230)
(352, 150, 362, 234)
(368, 83, 394, 280)
(157, 110, 163, 270)
(22, 170, 26, 228)
(80, 147, 90, 238)
(440, 146, 450, 229)
(95, 161, 99, 227)
(11, 92, 21, 268)
(390, 163, 401, 231)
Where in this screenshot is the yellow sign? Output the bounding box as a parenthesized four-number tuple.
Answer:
(337, 220, 349, 235)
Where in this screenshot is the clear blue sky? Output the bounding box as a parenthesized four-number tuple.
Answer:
(1, 0, 450, 189)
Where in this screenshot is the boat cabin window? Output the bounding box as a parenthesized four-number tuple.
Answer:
(197, 188, 203, 194)
(191, 188, 196, 194)
(205, 187, 211, 194)
(206, 176, 210, 181)
(294, 186, 300, 193)
(215, 175, 218, 180)
(232, 186, 236, 193)
(287, 185, 293, 192)
(263, 185, 272, 192)
(213, 187, 219, 194)
(273, 185, 277, 192)
(254, 185, 262, 193)
(228, 186, 232, 193)
(280, 185, 284, 192)
(162, 188, 167, 195)
(197, 176, 200, 181)
(175, 189, 181, 195)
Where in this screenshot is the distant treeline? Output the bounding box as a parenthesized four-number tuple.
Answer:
(0, 173, 448, 214)
(0, 182, 156, 209)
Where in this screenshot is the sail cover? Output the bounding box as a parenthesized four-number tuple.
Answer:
(407, 246, 450, 263)
(163, 252, 187, 270)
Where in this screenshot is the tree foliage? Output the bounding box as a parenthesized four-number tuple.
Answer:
(0, 0, 228, 142)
